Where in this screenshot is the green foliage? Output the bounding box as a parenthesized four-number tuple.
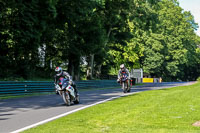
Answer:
(139, 0, 200, 80)
(0, 0, 57, 79)
(0, 0, 200, 81)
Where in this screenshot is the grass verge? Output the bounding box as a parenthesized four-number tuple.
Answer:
(21, 82, 200, 132)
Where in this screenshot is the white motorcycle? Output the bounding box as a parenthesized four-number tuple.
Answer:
(55, 77, 79, 106)
(119, 73, 131, 93)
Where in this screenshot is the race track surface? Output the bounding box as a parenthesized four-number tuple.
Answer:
(0, 82, 195, 133)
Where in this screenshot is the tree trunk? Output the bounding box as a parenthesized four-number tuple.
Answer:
(44, 45, 52, 75)
(68, 56, 75, 79)
(68, 53, 80, 81)
(90, 54, 94, 79)
(74, 56, 80, 81)
(96, 64, 102, 79)
(86, 54, 94, 80)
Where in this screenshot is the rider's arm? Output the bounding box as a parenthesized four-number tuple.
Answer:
(126, 69, 131, 79)
(118, 70, 121, 79)
(54, 75, 57, 84)
(63, 71, 72, 81)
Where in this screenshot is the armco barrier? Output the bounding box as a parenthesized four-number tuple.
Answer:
(0, 80, 120, 97)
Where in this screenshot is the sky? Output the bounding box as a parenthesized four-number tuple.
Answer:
(178, 0, 200, 36)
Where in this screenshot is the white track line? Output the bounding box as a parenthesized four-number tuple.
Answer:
(11, 91, 138, 133)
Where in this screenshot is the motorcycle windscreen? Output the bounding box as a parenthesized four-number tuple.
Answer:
(62, 81, 68, 89)
(121, 74, 128, 82)
(58, 77, 69, 89)
(58, 77, 64, 85)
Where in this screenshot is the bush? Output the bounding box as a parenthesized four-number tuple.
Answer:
(197, 77, 200, 82)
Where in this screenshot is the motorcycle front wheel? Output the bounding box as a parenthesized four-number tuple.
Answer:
(122, 82, 127, 93)
(62, 91, 71, 106)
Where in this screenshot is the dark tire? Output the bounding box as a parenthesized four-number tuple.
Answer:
(127, 82, 130, 92)
(122, 82, 127, 93)
(62, 91, 71, 106)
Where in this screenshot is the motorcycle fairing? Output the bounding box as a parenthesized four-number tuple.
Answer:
(66, 85, 75, 98)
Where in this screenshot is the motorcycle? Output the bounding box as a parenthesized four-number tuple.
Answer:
(55, 77, 79, 106)
(120, 73, 131, 93)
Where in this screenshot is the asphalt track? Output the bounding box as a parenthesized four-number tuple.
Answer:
(0, 82, 196, 133)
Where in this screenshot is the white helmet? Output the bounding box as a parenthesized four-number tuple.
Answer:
(120, 64, 125, 69)
(55, 67, 63, 76)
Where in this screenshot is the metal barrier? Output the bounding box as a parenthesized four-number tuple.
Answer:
(0, 80, 120, 97)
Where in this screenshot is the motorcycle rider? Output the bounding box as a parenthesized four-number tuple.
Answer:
(117, 64, 131, 89)
(54, 67, 78, 96)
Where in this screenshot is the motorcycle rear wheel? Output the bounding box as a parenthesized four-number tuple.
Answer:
(74, 94, 80, 104)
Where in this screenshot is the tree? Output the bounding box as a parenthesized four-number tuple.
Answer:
(141, 0, 200, 81)
(0, 0, 57, 79)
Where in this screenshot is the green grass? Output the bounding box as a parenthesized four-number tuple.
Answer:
(23, 82, 200, 133)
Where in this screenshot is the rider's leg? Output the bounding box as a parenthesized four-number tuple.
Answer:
(72, 83, 79, 96)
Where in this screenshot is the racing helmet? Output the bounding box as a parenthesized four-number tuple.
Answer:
(55, 67, 63, 76)
(120, 64, 125, 71)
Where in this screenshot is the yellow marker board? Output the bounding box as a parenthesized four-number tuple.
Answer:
(143, 78, 154, 83)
